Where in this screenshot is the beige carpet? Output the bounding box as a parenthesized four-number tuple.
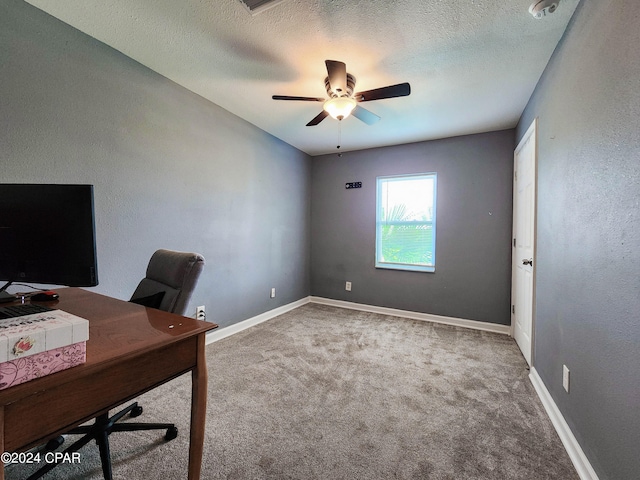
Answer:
(10, 304, 578, 479)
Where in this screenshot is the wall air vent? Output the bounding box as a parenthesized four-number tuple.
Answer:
(239, 0, 287, 15)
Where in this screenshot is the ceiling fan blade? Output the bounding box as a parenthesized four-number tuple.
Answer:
(355, 82, 411, 102)
(272, 95, 325, 102)
(352, 105, 381, 125)
(306, 110, 329, 126)
(325, 60, 348, 96)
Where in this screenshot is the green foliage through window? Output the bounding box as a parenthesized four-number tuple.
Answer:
(376, 173, 436, 272)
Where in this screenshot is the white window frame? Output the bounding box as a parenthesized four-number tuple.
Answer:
(375, 173, 437, 273)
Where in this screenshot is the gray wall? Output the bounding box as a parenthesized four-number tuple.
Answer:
(311, 130, 514, 325)
(10, 0, 638, 475)
(517, 1, 640, 478)
(1, 0, 311, 328)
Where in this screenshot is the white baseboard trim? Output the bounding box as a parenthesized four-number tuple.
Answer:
(309, 296, 511, 335)
(529, 367, 599, 480)
(205, 297, 310, 345)
(206, 295, 510, 344)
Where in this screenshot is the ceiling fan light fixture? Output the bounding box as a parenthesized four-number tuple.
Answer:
(273, 60, 411, 127)
(323, 97, 357, 120)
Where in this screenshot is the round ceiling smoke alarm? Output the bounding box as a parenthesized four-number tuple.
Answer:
(529, 0, 560, 19)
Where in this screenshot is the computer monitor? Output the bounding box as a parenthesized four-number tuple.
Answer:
(0, 184, 99, 299)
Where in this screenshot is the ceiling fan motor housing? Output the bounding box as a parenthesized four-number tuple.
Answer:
(325, 73, 356, 98)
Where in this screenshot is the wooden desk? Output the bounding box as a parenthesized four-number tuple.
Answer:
(0, 288, 217, 479)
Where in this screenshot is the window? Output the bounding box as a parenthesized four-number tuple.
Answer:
(376, 173, 437, 272)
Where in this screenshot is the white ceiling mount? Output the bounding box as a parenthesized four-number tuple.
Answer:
(529, 0, 560, 19)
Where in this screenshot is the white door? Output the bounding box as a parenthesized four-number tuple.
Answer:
(512, 119, 537, 366)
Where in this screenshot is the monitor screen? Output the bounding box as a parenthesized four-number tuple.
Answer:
(0, 184, 99, 289)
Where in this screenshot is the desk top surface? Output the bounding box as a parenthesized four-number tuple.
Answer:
(0, 287, 217, 404)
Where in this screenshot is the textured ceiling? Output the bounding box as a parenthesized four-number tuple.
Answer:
(26, 0, 579, 156)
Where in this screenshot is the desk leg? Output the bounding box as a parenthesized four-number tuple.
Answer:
(0, 406, 4, 480)
(188, 333, 208, 480)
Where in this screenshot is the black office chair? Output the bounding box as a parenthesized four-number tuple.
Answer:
(30, 249, 205, 480)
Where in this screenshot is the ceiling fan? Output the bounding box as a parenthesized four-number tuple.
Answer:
(272, 60, 411, 126)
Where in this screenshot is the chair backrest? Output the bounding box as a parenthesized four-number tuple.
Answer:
(129, 249, 205, 315)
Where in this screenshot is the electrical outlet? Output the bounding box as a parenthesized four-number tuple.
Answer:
(196, 305, 206, 321)
(563, 365, 570, 393)
(270, 287, 276, 298)
(345, 281, 352, 292)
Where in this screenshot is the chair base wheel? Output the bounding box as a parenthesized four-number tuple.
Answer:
(165, 426, 178, 441)
(45, 436, 65, 451)
(130, 405, 143, 418)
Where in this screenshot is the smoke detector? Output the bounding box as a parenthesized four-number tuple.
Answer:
(529, 0, 560, 19)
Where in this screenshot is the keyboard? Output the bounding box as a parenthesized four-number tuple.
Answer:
(0, 303, 55, 320)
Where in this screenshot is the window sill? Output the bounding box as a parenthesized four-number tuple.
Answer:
(375, 263, 435, 273)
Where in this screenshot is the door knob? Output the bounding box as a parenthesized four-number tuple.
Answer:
(522, 259, 533, 266)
